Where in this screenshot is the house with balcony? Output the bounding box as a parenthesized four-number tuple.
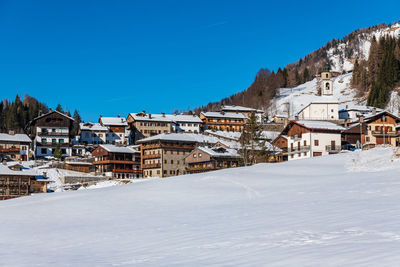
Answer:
(271, 135, 288, 162)
(281, 120, 344, 160)
(221, 105, 264, 123)
(92, 144, 141, 179)
(200, 111, 246, 132)
(137, 133, 224, 178)
(127, 112, 203, 144)
(0, 133, 32, 161)
(0, 162, 49, 200)
(26, 110, 74, 158)
(79, 122, 109, 145)
(99, 116, 129, 145)
(184, 146, 241, 174)
(342, 111, 400, 148)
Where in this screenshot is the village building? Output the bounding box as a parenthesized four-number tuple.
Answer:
(221, 105, 264, 123)
(27, 110, 74, 159)
(296, 101, 339, 121)
(0, 163, 49, 200)
(338, 106, 383, 121)
(92, 144, 141, 179)
(99, 116, 129, 145)
(184, 146, 241, 174)
(271, 135, 288, 162)
(65, 161, 93, 173)
(342, 111, 400, 148)
(0, 133, 32, 161)
(320, 63, 333, 96)
(127, 112, 203, 143)
(79, 122, 109, 145)
(200, 112, 246, 132)
(137, 133, 223, 178)
(281, 120, 344, 160)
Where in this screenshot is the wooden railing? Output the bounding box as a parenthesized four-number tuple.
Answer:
(142, 163, 161, 169)
(112, 169, 142, 173)
(142, 153, 161, 159)
(93, 160, 138, 165)
(0, 147, 20, 153)
(371, 131, 398, 137)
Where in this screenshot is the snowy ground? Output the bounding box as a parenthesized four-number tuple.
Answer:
(1, 147, 400, 266)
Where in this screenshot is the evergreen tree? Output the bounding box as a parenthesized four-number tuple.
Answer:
(53, 144, 62, 159)
(72, 109, 82, 136)
(239, 112, 262, 166)
(55, 104, 64, 113)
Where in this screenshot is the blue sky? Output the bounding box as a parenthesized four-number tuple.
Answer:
(0, 0, 399, 121)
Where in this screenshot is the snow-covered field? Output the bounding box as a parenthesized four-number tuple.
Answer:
(2, 147, 400, 266)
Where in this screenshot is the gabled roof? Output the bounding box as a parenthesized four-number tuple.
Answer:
(221, 105, 264, 113)
(99, 144, 139, 154)
(0, 133, 31, 143)
(196, 146, 241, 158)
(100, 117, 128, 126)
(129, 113, 202, 123)
(282, 120, 344, 135)
(362, 111, 400, 123)
(200, 112, 246, 119)
(80, 122, 108, 131)
(30, 110, 74, 123)
(0, 164, 37, 176)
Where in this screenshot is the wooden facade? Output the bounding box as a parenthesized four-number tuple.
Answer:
(92, 145, 141, 179)
(271, 135, 288, 162)
(184, 147, 240, 174)
(0, 170, 48, 200)
(200, 112, 245, 132)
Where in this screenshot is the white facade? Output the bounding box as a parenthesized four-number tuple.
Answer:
(221, 105, 264, 123)
(35, 126, 72, 158)
(297, 102, 339, 121)
(287, 132, 342, 161)
(321, 71, 333, 96)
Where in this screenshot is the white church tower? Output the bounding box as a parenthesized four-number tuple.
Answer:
(321, 63, 333, 96)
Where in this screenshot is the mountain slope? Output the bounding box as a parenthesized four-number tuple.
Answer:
(2, 148, 400, 266)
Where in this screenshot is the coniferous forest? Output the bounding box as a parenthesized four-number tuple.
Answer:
(0, 94, 82, 135)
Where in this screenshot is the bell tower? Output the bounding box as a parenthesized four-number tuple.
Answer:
(321, 63, 333, 96)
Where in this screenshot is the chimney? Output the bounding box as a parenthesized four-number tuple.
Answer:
(149, 114, 152, 119)
(2, 160, 6, 165)
(359, 115, 364, 123)
(162, 113, 165, 118)
(117, 115, 121, 118)
(42, 171, 47, 178)
(8, 130, 15, 135)
(372, 108, 376, 115)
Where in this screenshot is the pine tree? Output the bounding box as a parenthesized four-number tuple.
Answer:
(53, 144, 62, 159)
(55, 104, 64, 113)
(239, 112, 262, 166)
(72, 109, 82, 136)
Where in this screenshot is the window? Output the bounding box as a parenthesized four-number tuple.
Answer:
(42, 138, 46, 143)
(193, 154, 197, 158)
(304, 152, 307, 156)
(366, 137, 370, 142)
(164, 160, 167, 164)
(199, 153, 202, 158)
(52, 139, 56, 143)
(61, 149, 66, 154)
(171, 160, 174, 164)
(291, 154, 294, 158)
(303, 140, 306, 146)
(325, 73, 328, 78)
(314, 140, 319, 146)
(59, 139, 64, 143)
(331, 109, 334, 112)
(325, 82, 330, 90)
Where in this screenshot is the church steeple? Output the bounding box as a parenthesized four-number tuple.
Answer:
(321, 62, 333, 96)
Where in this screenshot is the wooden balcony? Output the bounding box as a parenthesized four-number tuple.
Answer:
(142, 153, 161, 160)
(142, 163, 161, 169)
(143, 143, 195, 150)
(112, 169, 142, 173)
(37, 142, 70, 147)
(93, 160, 138, 165)
(0, 147, 20, 153)
(38, 132, 69, 136)
(371, 131, 398, 137)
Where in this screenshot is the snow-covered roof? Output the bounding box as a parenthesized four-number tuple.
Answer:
(0, 133, 31, 143)
(100, 117, 128, 126)
(31, 110, 74, 122)
(80, 123, 108, 131)
(221, 105, 264, 113)
(204, 130, 241, 141)
(137, 133, 225, 145)
(196, 146, 240, 158)
(201, 112, 246, 119)
(260, 131, 281, 140)
(65, 161, 93, 166)
(296, 120, 345, 131)
(0, 164, 37, 176)
(129, 113, 202, 123)
(99, 144, 139, 154)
